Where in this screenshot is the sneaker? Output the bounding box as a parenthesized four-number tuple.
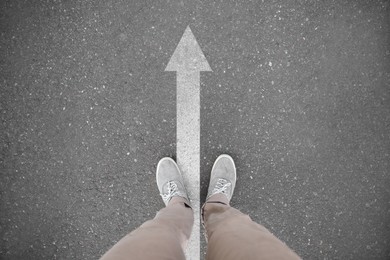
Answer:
(206, 154, 237, 203)
(156, 157, 189, 206)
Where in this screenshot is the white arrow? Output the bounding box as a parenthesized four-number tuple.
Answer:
(165, 26, 211, 259)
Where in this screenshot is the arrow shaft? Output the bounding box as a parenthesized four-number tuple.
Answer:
(176, 71, 200, 260)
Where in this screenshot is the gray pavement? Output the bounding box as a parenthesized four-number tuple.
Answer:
(1, 0, 390, 259)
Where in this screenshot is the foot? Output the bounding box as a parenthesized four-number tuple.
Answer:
(206, 154, 237, 203)
(156, 157, 189, 206)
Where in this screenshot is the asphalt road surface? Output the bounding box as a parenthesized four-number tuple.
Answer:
(1, 0, 389, 259)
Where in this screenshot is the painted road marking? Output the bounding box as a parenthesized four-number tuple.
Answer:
(165, 26, 211, 260)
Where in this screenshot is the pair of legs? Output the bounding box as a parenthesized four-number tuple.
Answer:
(100, 155, 301, 260)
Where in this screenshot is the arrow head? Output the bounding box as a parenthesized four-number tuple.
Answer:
(165, 26, 212, 72)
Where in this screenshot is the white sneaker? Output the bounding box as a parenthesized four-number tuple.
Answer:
(156, 157, 189, 206)
(206, 154, 237, 203)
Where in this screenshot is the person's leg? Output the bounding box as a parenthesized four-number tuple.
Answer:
(100, 158, 193, 260)
(101, 197, 192, 260)
(202, 155, 301, 260)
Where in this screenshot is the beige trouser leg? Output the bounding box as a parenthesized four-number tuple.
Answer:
(100, 197, 193, 260)
(202, 194, 301, 260)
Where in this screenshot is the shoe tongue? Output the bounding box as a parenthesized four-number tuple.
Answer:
(216, 178, 230, 186)
(218, 178, 228, 183)
(163, 181, 176, 191)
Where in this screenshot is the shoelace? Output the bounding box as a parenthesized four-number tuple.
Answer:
(212, 178, 231, 195)
(160, 181, 184, 202)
